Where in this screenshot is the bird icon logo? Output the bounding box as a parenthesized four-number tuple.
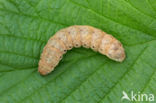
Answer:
(121, 91, 131, 101)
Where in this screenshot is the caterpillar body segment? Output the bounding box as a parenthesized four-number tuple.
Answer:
(38, 25, 126, 75)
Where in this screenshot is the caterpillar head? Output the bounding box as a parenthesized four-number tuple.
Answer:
(106, 41, 126, 62)
(99, 40, 125, 62)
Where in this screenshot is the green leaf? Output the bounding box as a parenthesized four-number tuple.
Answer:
(0, 0, 156, 103)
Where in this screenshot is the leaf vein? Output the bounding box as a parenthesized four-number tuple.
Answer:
(68, 0, 156, 39)
(97, 46, 148, 103)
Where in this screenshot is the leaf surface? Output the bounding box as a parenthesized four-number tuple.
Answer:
(0, 0, 156, 103)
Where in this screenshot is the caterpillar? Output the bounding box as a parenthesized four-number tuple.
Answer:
(38, 25, 126, 75)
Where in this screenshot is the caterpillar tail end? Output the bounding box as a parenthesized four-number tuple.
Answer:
(38, 68, 48, 76)
(38, 61, 53, 75)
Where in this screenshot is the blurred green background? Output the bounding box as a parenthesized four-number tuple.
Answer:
(0, 0, 156, 103)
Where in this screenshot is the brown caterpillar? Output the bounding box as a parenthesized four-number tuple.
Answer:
(38, 25, 126, 75)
